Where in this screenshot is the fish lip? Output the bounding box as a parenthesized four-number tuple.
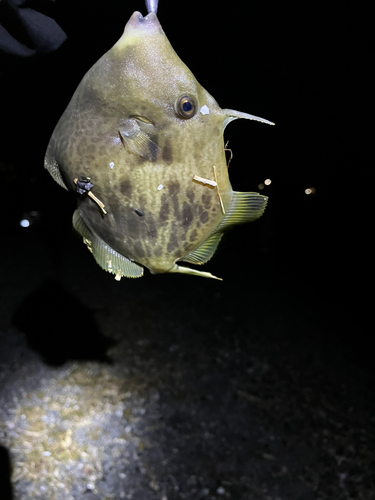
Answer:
(126, 11, 161, 31)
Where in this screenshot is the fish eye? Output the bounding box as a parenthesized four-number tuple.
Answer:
(176, 95, 197, 119)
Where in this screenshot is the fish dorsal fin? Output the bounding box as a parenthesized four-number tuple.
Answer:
(73, 210, 144, 279)
(215, 192, 268, 233)
(181, 232, 224, 265)
(119, 118, 160, 161)
(222, 109, 275, 131)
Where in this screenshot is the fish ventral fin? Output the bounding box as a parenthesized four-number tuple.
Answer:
(181, 233, 224, 265)
(169, 264, 222, 281)
(214, 192, 268, 233)
(72, 210, 144, 279)
(119, 118, 160, 161)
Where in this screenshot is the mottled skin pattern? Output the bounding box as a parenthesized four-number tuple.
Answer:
(45, 11, 270, 276)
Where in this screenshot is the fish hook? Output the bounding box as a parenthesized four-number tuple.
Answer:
(145, 0, 158, 14)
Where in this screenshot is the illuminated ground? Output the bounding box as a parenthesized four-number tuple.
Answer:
(0, 214, 374, 500)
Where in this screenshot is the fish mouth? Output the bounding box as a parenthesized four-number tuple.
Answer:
(115, 10, 163, 57)
(125, 11, 161, 33)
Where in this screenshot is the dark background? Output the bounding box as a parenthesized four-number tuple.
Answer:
(1, 0, 369, 336)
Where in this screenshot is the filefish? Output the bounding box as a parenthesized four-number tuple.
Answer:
(44, 0, 274, 280)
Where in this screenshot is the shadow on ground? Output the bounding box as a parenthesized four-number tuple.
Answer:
(11, 279, 115, 366)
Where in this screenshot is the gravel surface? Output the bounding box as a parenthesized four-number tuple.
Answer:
(1, 223, 374, 500)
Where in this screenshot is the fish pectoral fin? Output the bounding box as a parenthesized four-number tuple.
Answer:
(215, 192, 268, 232)
(119, 118, 160, 161)
(181, 232, 224, 265)
(72, 210, 144, 279)
(169, 264, 222, 281)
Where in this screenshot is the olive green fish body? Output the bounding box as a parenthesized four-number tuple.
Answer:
(45, 11, 273, 280)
